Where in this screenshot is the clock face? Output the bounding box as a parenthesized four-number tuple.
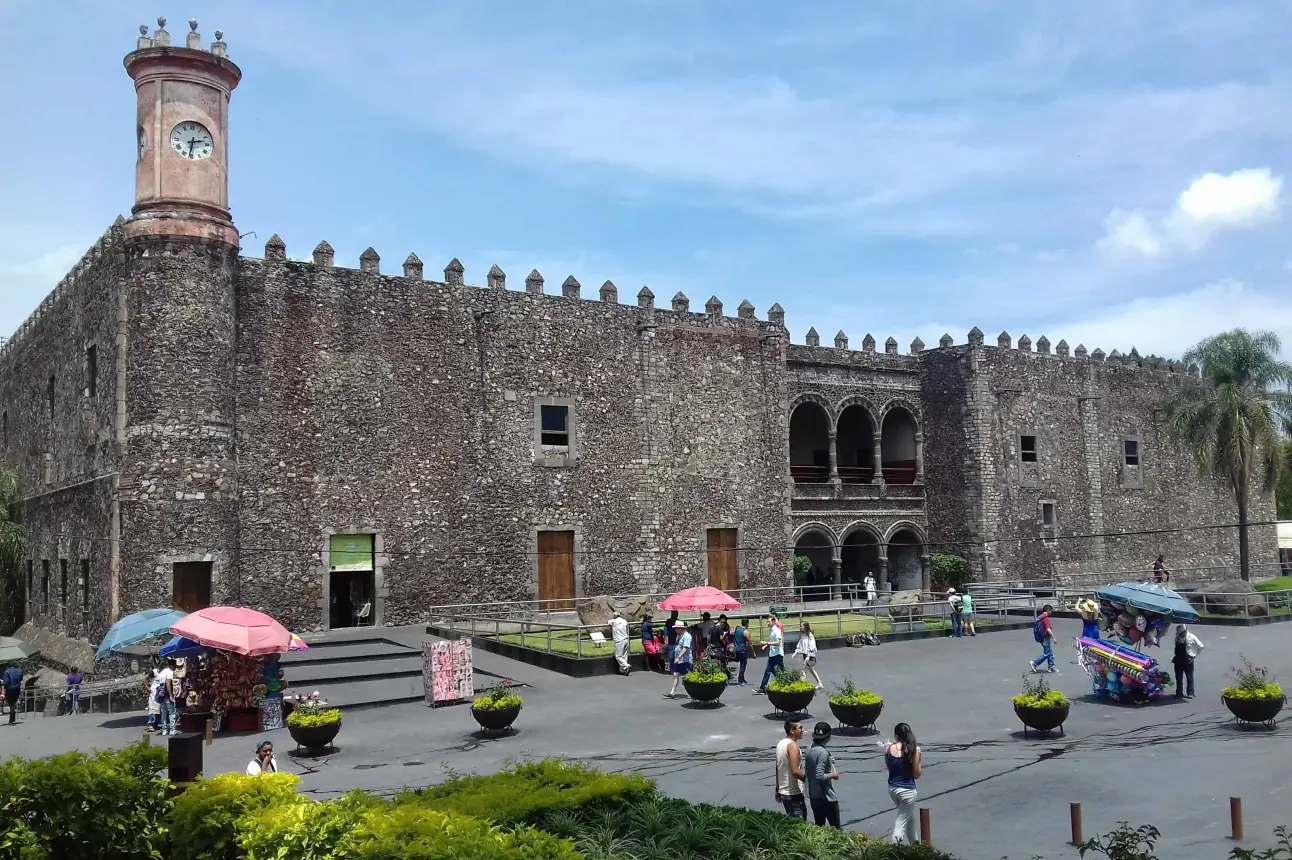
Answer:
(169, 121, 214, 161)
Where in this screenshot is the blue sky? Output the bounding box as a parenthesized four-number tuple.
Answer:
(1, 1, 1289, 357)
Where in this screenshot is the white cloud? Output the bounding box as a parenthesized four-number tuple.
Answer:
(1100, 168, 1283, 258)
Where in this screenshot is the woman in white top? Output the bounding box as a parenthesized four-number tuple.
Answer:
(145, 670, 162, 732)
(795, 622, 823, 689)
(246, 741, 280, 775)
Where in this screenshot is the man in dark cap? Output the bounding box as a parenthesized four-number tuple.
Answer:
(804, 721, 841, 828)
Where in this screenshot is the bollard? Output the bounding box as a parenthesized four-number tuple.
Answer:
(919, 807, 932, 846)
(1230, 797, 1243, 841)
(1070, 803, 1083, 846)
(142, 731, 150, 746)
(205, 717, 213, 746)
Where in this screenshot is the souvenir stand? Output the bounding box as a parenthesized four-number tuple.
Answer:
(1076, 582, 1201, 705)
(424, 639, 474, 706)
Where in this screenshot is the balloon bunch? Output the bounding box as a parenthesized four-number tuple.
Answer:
(1099, 598, 1170, 649)
(1076, 636, 1173, 702)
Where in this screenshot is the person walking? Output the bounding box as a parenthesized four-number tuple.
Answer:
(610, 611, 631, 676)
(733, 617, 753, 686)
(64, 666, 84, 715)
(947, 588, 963, 638)
(805, 721, 841, 828)
(774, 718, 807, 819)
(960, 591, 976, 636)
(886, 723, 922, 844)
(246, 740, 280, 775)
(3, 663, 22, 725)
(1153, 555, 1171, 583)
(865, 573, 877, 606)
(754, 612, 785, 694)
(1172, 624, 1204, 699)
(795, 622, 823, 689)
(1028, 604, 1057, 674)
(665, 610, 681, 655)
(641, 614, 665, 673)
(664, 621, 693, 699)
(156, 660, 179, 735)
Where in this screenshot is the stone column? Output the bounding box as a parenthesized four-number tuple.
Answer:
(828, 432, 840, 486)
(872, 439, 885, 485)
(878, 553, 890, 591)
(830, 558, 842, 600)
(915, 431, 925, 483)
(919, 554, 931, 595)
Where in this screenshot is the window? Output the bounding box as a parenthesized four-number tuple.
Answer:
(1041, 503, 1056, 526)
(1123, 439, 1139, 466)
(540, 405, 569, 447)
(60, 559, 68, 607)
(80, 559, 90, 613)
(172, 562, 213, 614)
(26, 560, 32, 606)
(1020, 435, 1037, 463)
(85, 344, 98, 398)
(47, 375, 55, 419)
(41, 560, 49, 608)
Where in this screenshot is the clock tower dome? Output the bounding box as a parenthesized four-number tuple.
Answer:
(124, 17, 242, 246)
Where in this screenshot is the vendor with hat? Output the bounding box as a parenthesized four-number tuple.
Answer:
(805, 722, 841, 828)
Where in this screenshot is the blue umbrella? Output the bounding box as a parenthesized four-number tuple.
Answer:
(1095, 582, 1200, 623)
(95, 608, 188, 660)
(159, 635, 209, 659)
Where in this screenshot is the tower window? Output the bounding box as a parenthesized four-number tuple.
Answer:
(60, 560, 68, 608)
(1020, 435, 1037, 463)
(540, 405, 569, 447)
(1123, 439, 1139, 466)
(41, 560, 49, 608)
(1041, 502, 1056, 526)
(47, 375, 55, 419)
(85, 344, 98, 398)
(80, 559, 90, 613)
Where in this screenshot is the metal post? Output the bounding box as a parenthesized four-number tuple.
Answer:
(142, 731, 150, 746)
(836, 609, 842, 638)
(1230, 797, 1243, 841)
(919, 807, 932, 845)
(577, 627, 583, 658)
(547, 623, 552, 653)
(1070, 803, 1083, 846)
(205, 718, 213, 746)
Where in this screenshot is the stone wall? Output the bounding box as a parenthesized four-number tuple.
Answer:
(0, 222, 126, 639)
(232, 249, 790, 629)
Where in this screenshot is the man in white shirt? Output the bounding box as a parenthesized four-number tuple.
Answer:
(246, 740, 280, 775)
(609, 611, 631, 676)
(755, 612, 785, 694)
(864, 574, 877, 605)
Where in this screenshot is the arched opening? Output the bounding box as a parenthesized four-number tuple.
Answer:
(836, 404, 876, 484)
(881, 407, 918, 485)
(793, 530, 835, 601)
(888, 528, 924, 592)
(790, 402, 831, 484)
(840, 528, 881, 594)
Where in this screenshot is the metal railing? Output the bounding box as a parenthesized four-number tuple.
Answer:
(6, 676, 144, 720)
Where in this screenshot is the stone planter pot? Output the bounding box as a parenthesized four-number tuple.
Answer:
(471, 703, 521, 733)
(287, 719, 341, 752)
(767, 687, 815, 715)
(682, 678, 727, 704)
(1013, 702, 1069, 737)
(1222, 695, 1284, 727)
(829, 699, 884, 730)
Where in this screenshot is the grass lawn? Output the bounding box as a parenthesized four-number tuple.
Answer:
(494, 611, 1004, 657)
(1254, 576, 1292, 593)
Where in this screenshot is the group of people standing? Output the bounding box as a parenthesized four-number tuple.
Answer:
(773, 717, 923, 843)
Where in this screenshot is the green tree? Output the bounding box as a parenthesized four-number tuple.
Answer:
(1166, 330, 1292, 581)
(0, 468, 27, 635)
(1279, 441, 1292, 521)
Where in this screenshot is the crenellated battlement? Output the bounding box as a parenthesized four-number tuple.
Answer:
(252, 236, 785, 334)
(930, 327, 1201, 378)
(133, 16, 229, 57)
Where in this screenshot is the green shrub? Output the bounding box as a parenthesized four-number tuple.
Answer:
(1223, 656, 1284, 700)
(829, 676, 882, 706)
(0, 741, 170, 860)
(237, 790, 378, 860)
(402, 760, 654, 825)
(768, 666, 815, 694)
(345, 805, 581, 860)
(474, 678, 524, 711)
(169, 772, 302, 860)
(930, 553, 973, 591)
(1013, 674, 1068, 708)
(684, 656, 728, 684)
(286, 708, 342, 728)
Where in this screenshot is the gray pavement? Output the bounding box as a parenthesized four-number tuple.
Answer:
(2, 621, 1290, 860)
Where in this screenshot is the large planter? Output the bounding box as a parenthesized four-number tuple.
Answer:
(1014, 702, 1069, 737)
(829, 699, 884, 730)
(682, 678, 727, 704)
(767, 687, 815, 715)
(1223, 695, 1284, 727)
(288, 719, 341, 752)
(471, 703, 521, 733)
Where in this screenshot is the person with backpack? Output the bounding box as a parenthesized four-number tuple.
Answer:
(733, 617, 753, 686)
(155, 660, 180, 735)
(1028, 604, 1057, 674)
(947, 589, 964, 638)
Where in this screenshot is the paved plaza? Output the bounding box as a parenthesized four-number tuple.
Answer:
(3, 621, 1290, 859)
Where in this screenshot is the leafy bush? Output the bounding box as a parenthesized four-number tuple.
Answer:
(768, 666, 815, 694)
(286, 691, 342, 727)
(0, 741, 170, 860)
(829, 676, 882, 706)
(1232, 824, 1292, 860)
(402, 759, 654, 825)
(237, 789, 380, 860)
(684, 656, 728, 683)
(1223, 655, 1284, 700)
(930, 553, 973, 591)
(474, 678, 524, 711)
(345, 806, 581, 860)
(1079, 822, 1160, 860)
(1013, 674, 1068, 708)
(169, 772, 302, 860)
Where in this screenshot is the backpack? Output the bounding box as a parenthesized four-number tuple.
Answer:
(153, 681, 167, 704)
(1033, 618, 1047, 643)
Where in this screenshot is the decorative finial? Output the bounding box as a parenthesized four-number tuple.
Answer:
(215, 30, 223, 40)
(189, 19, 198, 31)
(158, 17, 167, 28)
(140, 24, 148, 35)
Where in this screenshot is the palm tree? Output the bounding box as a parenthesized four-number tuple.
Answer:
(0, 468, 27, 634)
(1166, 330, 1292, 581)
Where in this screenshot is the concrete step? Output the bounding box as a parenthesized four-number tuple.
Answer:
(279, 640, 418, 666)
(283, 654, 422, 685)
(319, 674, 427, 710)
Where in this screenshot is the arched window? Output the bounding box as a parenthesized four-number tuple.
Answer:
(789, 402, 831, 484)
(881, 407, 918, 485)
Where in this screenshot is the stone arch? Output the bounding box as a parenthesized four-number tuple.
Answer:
(880, 403, 919, 485)
(839, 521, 882, 591)
(885, 521, 927, 592)
(792, 523, 837, 601)
(835, 398, 879, 484)
(789, 397, 832, 484)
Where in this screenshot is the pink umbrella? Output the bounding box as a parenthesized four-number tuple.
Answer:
(658, 586, 741, 612)
(169, 607, 292, 656)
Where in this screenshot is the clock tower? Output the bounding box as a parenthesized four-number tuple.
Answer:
(124, 17, 242, 246)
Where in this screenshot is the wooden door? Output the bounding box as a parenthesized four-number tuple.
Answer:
(706, 528, 739, 592)
(172, 562, 213, 614)
(537, 531, 576, 610)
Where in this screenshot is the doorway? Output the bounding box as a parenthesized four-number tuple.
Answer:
(329, 570, 376, 628)
(706, 528, 739, 592)
(172, 562, 213, 614)
(537, 530, 576, 610)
